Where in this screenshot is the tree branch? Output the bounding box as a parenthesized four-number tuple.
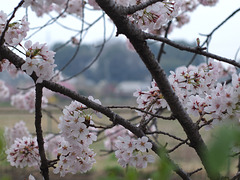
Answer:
(201, 7, 240, 47)
(144, 33, 240, 68)
(124, 0, 164, 15)
(35, 84, 49, 180)
(95, 0, 219, 179)
(156, 21, 172, 63)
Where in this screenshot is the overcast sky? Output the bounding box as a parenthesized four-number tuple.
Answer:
(2, 0, 240, 61)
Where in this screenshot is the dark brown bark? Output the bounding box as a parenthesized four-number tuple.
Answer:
(35, 84, 49, 180)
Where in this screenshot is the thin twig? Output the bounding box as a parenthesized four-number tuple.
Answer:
(187, 7, 240, 66)
(188, 168, 203, 177)
(156, 21, 172, 63)
(107, 105, 175, 120)
(145, 33, 240, 68)
(26, 0, 70, 40)
(62, 12, 106, 81)
(0, 0, 24, 45)
(42, 109, 60, 124)
(146, 130, 187, 143)
(124, 0, 164, 15)
(168, 139, 189, 153)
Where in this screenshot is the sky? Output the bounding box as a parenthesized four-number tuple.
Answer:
(1, 0, 240, 61)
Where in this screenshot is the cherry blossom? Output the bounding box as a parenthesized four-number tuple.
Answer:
(0, 80, 9, 99)
(135, 136, 152, 152)
(23, 0, 54, 16)
(88, 0, 101, 9)
(0, 11, 29, 46)
(0, 59, 21, 77)
(54, 97, 102, 176)
(134, 59, 240, 127)
(127, 0, 183, 33)
(198, 0, 218, 6)
(11, 88, 48, 113)
(28, 175, 36, 180)
(6, 137, 40, 168)
(21, 40, 57, 83)
(44, 134, 64, 159)
(115, 135, 154, 168)
(104, 125, 133, 150)
(4, 121, 31, 148)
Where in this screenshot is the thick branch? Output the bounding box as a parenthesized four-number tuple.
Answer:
(95, 0, 219, 179)
(35, 84, 49, 180)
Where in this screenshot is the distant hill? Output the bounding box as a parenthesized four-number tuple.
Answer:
(52, 40, 204, 83)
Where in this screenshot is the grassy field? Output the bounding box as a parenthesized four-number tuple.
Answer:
(0, 106, 238, 179)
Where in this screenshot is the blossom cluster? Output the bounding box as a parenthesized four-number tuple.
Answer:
(4, 122, 38, 169)
(133, 80, 169, 119)
(6, 136, 40, 168)
(87, 0, 219, 36)
(128, 0, 183, 33)
(95, 0, 183, 34)
(44, 134, 64, 159)
(4, 121, 63, 168)
(0, 80, 9, 99)
(115, 136, 155, 168)
(21, 40, 57, 83)
(23, 0, 85, 17)
(28, 175, 36, 180)
(53, 97, 101, 176)
(0, 11, 29, 46)
(4, 121, 31, 148)
(0, 59, 20, 77)
(11, 88, 48, 113)
(134, 59, 240, 127)
(104, 125, 133, 150)
(198, 0, 218, 6)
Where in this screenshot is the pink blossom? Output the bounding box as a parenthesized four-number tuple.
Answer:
(0, 80, 9, 99)
(198, 0, 218, 6)
(135, 136, 152, 152)
(3, 16, 29, 46)
(11, 88, 48, 113)
(114, 135, 154, 169)
(54, 99, 102, 176)
(88, 0, 100, 9)
(6, 137, 40, 168)
(21, 40, 57, 83)
(28, 175, 36, 180)
(4, 121, 31, 148)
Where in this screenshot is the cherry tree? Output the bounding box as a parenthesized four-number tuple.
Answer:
(1, 0, 240, 180)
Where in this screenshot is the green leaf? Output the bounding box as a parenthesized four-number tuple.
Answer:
(152, 151, 173, 180)
(0, 128, 5, 155)
(125, 167, 139, 180)
(206, 125, 240, 177)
